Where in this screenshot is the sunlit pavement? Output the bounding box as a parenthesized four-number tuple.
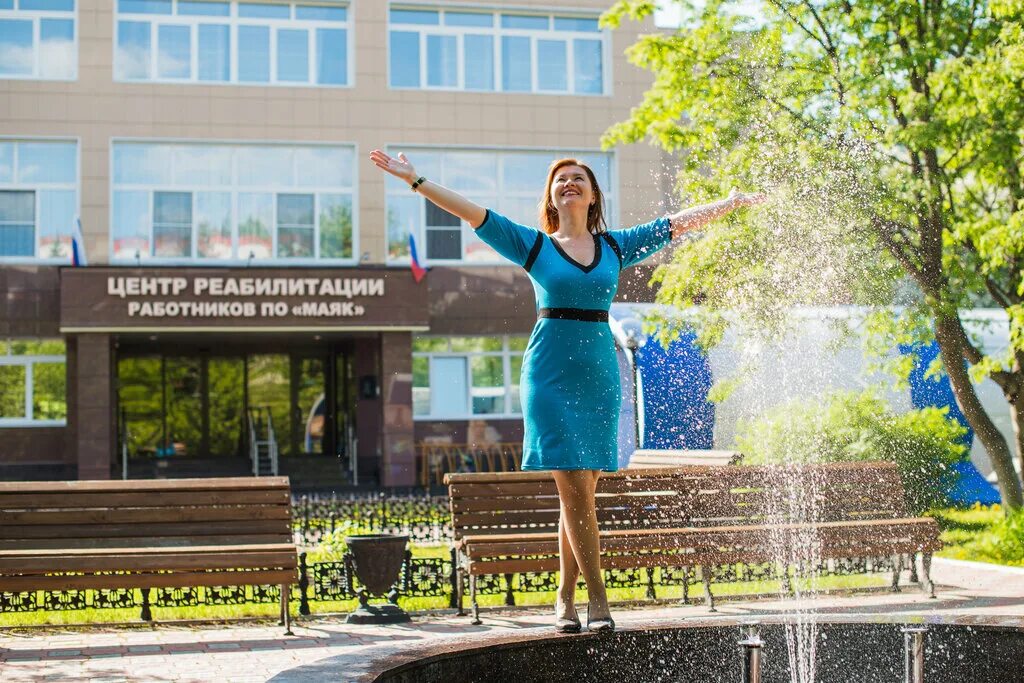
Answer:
(1, 558, 1022, 683)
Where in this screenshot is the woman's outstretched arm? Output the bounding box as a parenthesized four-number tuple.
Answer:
(369, 149, 487, 228)
(668, 189, 766, 239)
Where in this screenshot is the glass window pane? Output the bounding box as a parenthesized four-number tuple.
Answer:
(237, 192, 272, 259)
(33, 362, 66, 421)
(111, 190, 150, 259)
(0, 366, 26, 418)
(463, 34, 493, 90)
(277, 192, 313, 225)
(412, 336, 447, 352)
(118, 0, 171, 14)
(13, 339, 65, 355)
(198, 23, 229, 81)
(238, 25, 270, 82)
(157, 24, 191, 78)
(390, 9, 438, 25)
(277, 28, 308, 82)
(444, 152, 496, 193)
(554, 16, 600, 32)
(509, 355, 523, 414)
(387, 195, 418, 261)
(0, 20, 34, 76)
(574, 39, 603, 94)
(236, 145, 293, 186)
(37, 189, 75, 259)
(39, 19, 75, 79)
(21, 0, 75, 10)
(576, 154, 610, 190)
(501, 14, 548, 30)
(195, 191, 231, 258)
(17, 142, 76, 184)
(451, 337, 502, 352)
(499, 196, 538, 228)
(389, 30, 419, 88)
(297, 5, 346, 21)
(508, 337, 528, 351)
(315, 27, 346, 85)
(318, 193, 352, 259)
(425, 228, 460, 260)
(114, 143, 172, 185)
(471, 356, 504, 414)
(537, 39, 567, 91)
(426, 34, 456, 87)
(501, 36, 530, 91)
(0, 143, 11, 182)
(0, 0, 10, 8)
(116, 21, 151, 80)
(426, 201, 460, 227)
(429, 356, 466, 416)
(238, 2, 288, 18)
(502, 153, 552, 192)
(179, 1, 229, 16)
(445, 11, 491, 27)
(412, 356, 429, 417)
(153, 191, 191, 257)
(0, 190, 35, 257)
(295, 146, 351, 188)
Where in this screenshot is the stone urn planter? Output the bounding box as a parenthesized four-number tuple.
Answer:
(344, 534, 411, 624)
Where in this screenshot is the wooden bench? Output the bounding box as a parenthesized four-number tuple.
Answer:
(629, 449, 743, 467)
(446, 462, 941, 623)
(0, 477, 298, 633)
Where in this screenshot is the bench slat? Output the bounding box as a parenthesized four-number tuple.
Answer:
(4, 506, 291, 526)
(0, 490, 289, 509)
(0, 477, 290, 493)
(0, 535, 292, 551)
(0, 569, 296, 593)
(0, 551, 298, 573)
(4, 520, 291, 540)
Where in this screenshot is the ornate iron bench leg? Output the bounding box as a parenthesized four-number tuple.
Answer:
(908, 552, 920, 584)
(700, 566, 716, 612)
(504, 573, 515, 606)
(282, 583, 293, 636)
(470, 574, 481, 625)
(454, 550, 467, 617)
(890, 553, 903, 593)
(140, 587, 152, 622)
(679, 567, 690, 606)
(921, 552, 936, 599)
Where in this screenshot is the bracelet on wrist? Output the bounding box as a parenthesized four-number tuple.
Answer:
(411, 176, 426, 192)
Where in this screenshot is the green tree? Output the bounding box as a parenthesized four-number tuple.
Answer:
(603, 0, 1024, 508)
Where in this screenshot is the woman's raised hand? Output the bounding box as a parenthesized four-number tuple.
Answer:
(728, 187, 768, 208)
(369, 150, 417, 184)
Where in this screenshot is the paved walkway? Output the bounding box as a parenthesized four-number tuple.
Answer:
(1, 559, 1022, 683)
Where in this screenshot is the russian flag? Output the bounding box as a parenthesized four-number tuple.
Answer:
(71, 216, 87, 267)
(409, 232, 427, 283)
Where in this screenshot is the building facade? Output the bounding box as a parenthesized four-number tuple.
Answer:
(0, 0, 673, 488)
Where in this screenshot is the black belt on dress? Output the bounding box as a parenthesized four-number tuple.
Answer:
(538, 307, 609, 322)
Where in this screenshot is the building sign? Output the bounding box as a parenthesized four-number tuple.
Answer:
(60, 268, 429, 332)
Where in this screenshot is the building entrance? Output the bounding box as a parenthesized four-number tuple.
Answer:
(116, 339, 358, 480)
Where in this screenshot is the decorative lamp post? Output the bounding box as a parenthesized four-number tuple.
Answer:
(344, 534, 411, 624)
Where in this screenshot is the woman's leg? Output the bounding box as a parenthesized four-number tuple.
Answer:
(557, 512, 580, 618)
(552, 469, 610, 619)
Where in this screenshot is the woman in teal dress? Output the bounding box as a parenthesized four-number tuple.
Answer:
(370, 149, 764, 632)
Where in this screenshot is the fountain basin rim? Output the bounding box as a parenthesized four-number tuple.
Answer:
(356, 612, 1024, 683)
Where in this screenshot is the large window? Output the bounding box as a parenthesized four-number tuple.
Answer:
(115, 0, 351, 87)
(386, 147, 613, 264)
(0, 139, 78, 261)
(111, 141, 356, 262)
(413, 336, 527, 419)
(0, 339, 66, 427)
(0, 0, 76, 80)
(388, 6, 607, 95)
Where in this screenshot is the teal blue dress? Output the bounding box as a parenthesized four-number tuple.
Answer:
(474, 209, 673, 472)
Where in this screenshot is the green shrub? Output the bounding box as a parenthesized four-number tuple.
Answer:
(735, 390, 966, 513)
(978, 506, 1024, 564)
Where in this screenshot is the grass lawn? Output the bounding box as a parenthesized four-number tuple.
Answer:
(929, 505, 1024, 567)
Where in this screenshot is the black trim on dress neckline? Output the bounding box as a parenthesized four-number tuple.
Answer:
(548, 232, 602, 273)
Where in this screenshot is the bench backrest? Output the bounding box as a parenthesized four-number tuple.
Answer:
(0, 477, 293, 550)
(445, 462, 909, 541)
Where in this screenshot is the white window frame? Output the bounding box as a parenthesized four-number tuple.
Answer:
(0, 0, 78, 81)
(412, 335, 527, 420)
(384, 144, 617, 267)
(110, 139, 360, 266)
(0, 341, 67, 428)
(0, 137, 80, 264)
(386, 4, 610, 96)
(112, 0, 354, 88)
